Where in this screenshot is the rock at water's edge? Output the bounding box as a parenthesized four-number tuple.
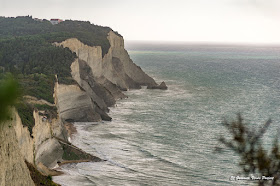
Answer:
(147, 81, 168, 90)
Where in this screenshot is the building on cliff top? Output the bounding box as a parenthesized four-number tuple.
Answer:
(50, 19, 63, 25)
(33, 18, 43, 22)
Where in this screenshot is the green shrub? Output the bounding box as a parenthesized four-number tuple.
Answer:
(16, 102, 34, 135)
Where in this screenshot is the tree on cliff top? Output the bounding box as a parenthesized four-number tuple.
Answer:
(217, 114, 280, 186)
(0, 16, 114, 56)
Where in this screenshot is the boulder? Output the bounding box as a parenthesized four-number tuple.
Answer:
(147, 81, 168, 90)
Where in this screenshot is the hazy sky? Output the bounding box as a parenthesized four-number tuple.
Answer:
(1, 0, 280, 44)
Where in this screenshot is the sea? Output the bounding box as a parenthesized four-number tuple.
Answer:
(53, 42, 280, 186)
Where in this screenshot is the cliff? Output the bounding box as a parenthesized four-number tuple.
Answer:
(0, 109, 62, 186)
(0, 20, 166, 185)
(56, 31, 157, 90)
(0, 109, 35, 186)
(54, 31, 161, 122)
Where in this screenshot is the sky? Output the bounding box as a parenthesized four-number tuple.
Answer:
(1, 0, 280, 44)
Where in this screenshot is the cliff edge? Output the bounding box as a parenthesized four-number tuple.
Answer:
(0, 17, 167, 185)
(55, 31, 164, 122)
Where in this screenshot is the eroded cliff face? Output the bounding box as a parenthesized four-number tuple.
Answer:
(56, 31, 157, 91)
(54, 31, 159, 122)
(55, 82, 102, 122)
(1, 29, 163, 184)
(0, 110, 35, 186)
(106, 31, 157, 86)
(13, 108, 67, 169)
(13, 111, 34, 164)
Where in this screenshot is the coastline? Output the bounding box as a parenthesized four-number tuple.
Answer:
(0, 17, 167, 185)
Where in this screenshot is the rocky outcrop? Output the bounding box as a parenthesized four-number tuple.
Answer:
(54, 31, 166, 122)
(35, 138, 63, 168)
(12, 99, 99, 171)
(147, 81, 168, 90)
(107, 31, 157, 87)
(1, 25, 167, 186)
(0, 110, 35, 186)
(55, 82, 102, 122)
(95, 76, 127, 100)
(55, 31, 158, 91)
(13, 108, 67, 169)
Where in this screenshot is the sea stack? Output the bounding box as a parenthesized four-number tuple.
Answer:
(147, 81, 168, 90)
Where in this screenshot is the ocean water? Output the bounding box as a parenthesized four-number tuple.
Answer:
(54, 42, 280, 186)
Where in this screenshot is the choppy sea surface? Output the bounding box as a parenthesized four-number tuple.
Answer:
(54, 42, 280, 185)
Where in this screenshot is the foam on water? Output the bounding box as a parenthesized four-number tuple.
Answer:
(54, 44, 280, 186)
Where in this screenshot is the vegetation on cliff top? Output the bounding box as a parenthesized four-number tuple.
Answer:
(16, 102, 35, 134)
(0, 16, 111, 184)
(0, 16, 114, 56)
(0, 16, 116, 101)
(0, 16, 116, 129)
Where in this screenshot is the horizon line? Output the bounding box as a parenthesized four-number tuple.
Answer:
(125, 40, 280, 47)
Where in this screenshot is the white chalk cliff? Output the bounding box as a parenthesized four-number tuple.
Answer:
(56, 31, 157, 90)
(0, 29, 165, 185)
(0, 109, 35, 186)
(55, 31, 160, 122)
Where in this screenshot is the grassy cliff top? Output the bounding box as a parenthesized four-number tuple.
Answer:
(0, 16, 120, 55)
(0, 16, 120, 103)
(0, 16, 120, 131)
